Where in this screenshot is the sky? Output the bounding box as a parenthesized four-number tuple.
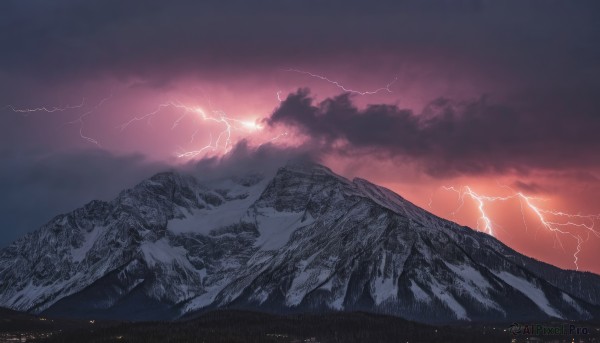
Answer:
(1, 0, 599, 273)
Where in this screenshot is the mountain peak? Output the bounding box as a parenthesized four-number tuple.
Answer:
(278, 161, 339, 177)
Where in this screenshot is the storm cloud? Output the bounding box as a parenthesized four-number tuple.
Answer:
(268, 89, 600, 177)
(0, 149, 167, 247)
(1, 0, 599, 92)
(0, 141, 318, 248)
(190, 140, 318, 181)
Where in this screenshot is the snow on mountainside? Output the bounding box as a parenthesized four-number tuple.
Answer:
(0, 163, 599, 322)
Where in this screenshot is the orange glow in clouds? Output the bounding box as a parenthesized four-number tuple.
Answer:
(379, 177, 600, 274)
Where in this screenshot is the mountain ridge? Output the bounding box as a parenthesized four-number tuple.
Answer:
(0, 162, 599, 323)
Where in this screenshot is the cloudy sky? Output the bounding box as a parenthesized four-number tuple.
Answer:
(1, 0, 599, 272)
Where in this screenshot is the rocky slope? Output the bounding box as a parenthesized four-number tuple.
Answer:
(0, 163, 599, 322)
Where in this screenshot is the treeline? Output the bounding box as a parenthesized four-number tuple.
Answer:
(41, 310, 510, 343)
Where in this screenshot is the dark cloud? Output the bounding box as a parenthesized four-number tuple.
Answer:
(187, 140, 318, 181)
(1, 0, 599, 90)
(0, 141, 318, 246)
(268, 89, 600, 177)
(0, 149, 167, 247)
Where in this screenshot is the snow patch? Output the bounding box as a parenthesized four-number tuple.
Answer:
(7, 279, 71, 311)
(495, 271, 562, 319)
(168, 198, 252, 235)
(429, 280, 469, 320)
(71, 226, 105, 263)
(444, 262, 490, 289)
(286, 268, 330, 307)
(140, 238, 191, 269)
(249, 289, 270, 304)
(255, 209, 314, 251)
(562, 293, 588, 316)
(184, 282, 228, 312)
(327, 276, 350, 310)
(410, 280, 431, 303)
(372, 276, 397, 305)
(444, 262, 502, 312)
(168, 179, 267, 234)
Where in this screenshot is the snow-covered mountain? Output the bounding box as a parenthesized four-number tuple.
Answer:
(0, 163, 599, 322)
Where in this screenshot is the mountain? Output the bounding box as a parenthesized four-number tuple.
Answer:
(0, 163, 599, 323)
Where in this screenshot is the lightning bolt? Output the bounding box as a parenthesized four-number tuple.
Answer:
(62, 92, 113, 147)
(3, 98, 86, 114)
(442, 186, 600, 270)
(176, 133, 215, 158)
(4, 95, 111, 146)
(119, 100, 263, 159)
(257, 131, 289, 148)
(283, 68, 398, 96)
